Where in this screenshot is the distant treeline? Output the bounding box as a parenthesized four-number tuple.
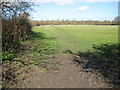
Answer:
(31, 20, 119, 26)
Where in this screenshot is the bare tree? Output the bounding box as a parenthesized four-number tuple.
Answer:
(1, 0, 34, 19)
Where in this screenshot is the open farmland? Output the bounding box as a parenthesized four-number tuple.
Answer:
(33, 25, 118, 52)
(2, 1, 120, 88)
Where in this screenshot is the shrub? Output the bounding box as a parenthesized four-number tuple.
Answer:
(2, 15, 32, 52)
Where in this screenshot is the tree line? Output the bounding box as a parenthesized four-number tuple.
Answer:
(31, 17, 120, 26)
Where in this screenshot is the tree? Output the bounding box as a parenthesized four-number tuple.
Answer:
(112, 16, 120, 25)
(114, 16, 120, 21)
(1, 1, 34, 19)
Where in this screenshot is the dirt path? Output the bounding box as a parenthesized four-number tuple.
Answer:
(17, 53, 110, 88)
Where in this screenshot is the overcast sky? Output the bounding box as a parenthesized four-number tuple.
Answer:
(30, 0, 119, 21)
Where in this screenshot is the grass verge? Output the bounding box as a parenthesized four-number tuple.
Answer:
(2, 27, 59, 88)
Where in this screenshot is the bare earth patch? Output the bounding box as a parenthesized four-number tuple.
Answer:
(16, 53, 110, 88)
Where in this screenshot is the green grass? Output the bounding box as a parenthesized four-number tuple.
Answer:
(32, 25, 118, 52)
(16, 27, 59, 67)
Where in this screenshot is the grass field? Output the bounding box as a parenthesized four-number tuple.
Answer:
(33, 25, 118, 52)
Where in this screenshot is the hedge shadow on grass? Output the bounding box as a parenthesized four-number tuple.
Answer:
(75, 43, 120, 87)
